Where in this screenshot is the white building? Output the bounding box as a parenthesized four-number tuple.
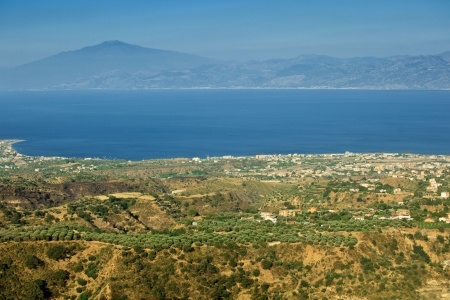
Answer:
(260, 212, 277, 223)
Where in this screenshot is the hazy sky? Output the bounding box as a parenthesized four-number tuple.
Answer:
(0, 0, 449, 68)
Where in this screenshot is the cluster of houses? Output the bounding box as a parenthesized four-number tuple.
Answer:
(424, 178, 450, 199)
(438, 214, 450, 223)
(260, 209, 301, 223)
(259, 207, 418, 224)
(377, 209, 413, 221)
(245, 153, 450, 182)
(352, 209, 414, 221)
(427, 178, 441, 193)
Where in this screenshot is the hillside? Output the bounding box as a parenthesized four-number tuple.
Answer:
(1, 140, 450, 299)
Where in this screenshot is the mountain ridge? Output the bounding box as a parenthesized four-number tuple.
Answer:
(0, 41, 449, 90)
(0, 41, 218, 90)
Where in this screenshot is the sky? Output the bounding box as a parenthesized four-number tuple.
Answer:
(0, 0, 449, 68)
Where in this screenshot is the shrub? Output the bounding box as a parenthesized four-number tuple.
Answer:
(47, 245, 69, 261)
(148, 251, 157, 260)
(24, 254, 44, 269)
(84, 262, 98, 279)
(325, 271, 340, 286)
(77, 278, 88, 286)
(360, 257, 375, 273)
(88, 255, 97, 261)
(78, 290, 92, 300)
(51, 269, 70, 286)
(23, 279, 51, 300)
(34, 211, 45, 217)
(261, 259, 273, 270)
(188, 209, 199, 217)
(182, 243, 193, 253)
(414, 230, 422, 238)
(133, 246, 144, 254)
(73, 262, 84, 273)
(300, 280, 310, 288)
(229, 259, 238, 267)
(413, 245, 431, 264)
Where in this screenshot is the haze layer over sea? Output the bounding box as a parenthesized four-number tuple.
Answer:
(0, 90, 449, 160)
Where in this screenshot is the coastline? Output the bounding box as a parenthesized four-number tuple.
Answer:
(7, 139, 25, 145)
(2, 139, 25, 144)
(0, 139, 25, 153)
(2, 139, 450, 163)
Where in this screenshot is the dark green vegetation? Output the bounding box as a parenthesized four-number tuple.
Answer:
(1, 142, 450, 299)
(1, 233, 450, 300)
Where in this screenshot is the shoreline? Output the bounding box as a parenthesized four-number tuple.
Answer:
(0, 139, 25, 157)
(2, 139, 450, 162)
(2, 139, 25, 144)
(0, 139, 25, 151)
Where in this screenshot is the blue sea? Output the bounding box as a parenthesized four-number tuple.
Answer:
(0, 89, 449, 160)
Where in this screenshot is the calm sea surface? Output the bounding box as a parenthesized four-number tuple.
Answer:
(0, 89, 449, 160)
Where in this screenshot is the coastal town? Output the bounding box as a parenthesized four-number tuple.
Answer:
(2, 139, 450, 225)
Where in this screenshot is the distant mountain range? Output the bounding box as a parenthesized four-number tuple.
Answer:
(0, 40, 449, 90)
